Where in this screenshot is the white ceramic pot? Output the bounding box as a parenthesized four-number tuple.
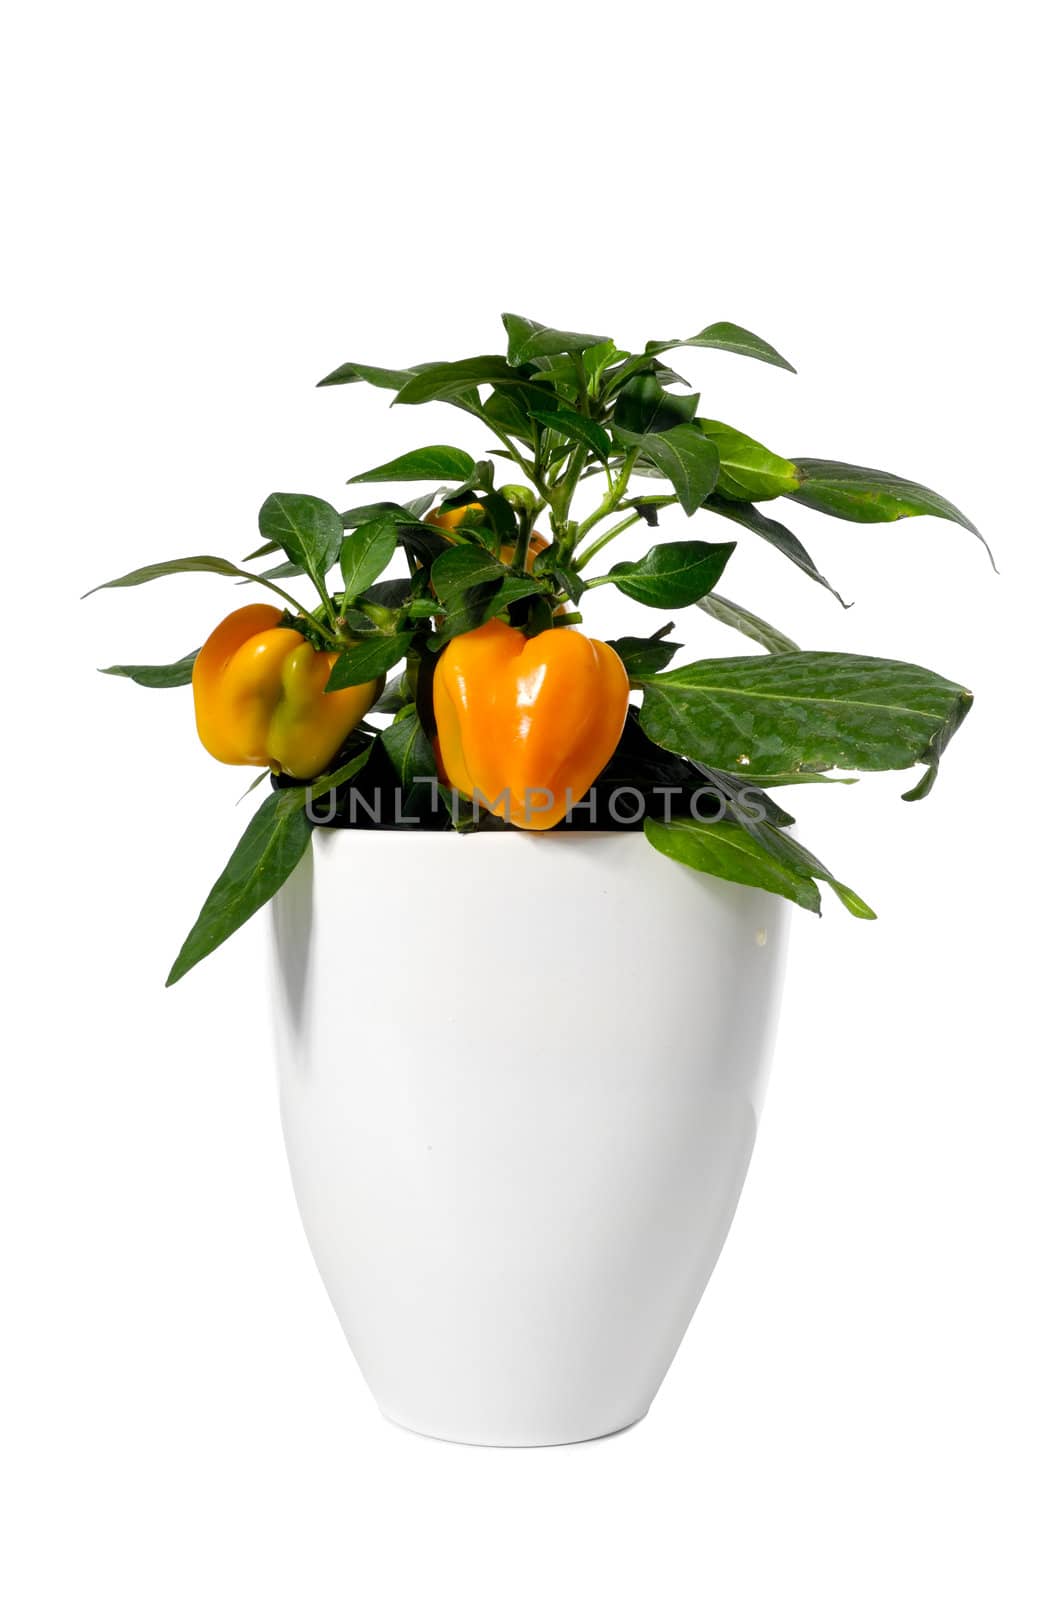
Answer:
(270, 829, 789, 1446)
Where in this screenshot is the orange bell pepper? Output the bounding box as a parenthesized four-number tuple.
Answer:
(192, 604, 382, 779)
(433, 619, 629, 830)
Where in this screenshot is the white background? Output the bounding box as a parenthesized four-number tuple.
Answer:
(4, 3, 1061, 1595)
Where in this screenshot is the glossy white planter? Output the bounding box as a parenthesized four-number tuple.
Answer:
(270, 830, 789, 1446)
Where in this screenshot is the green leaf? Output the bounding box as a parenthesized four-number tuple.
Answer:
(696, 593, 799, 654)
(758, 827, 876, 918)
(502, 313, 609, 365)
(697, 420, 799, 500)
(339, 521, 398, 604)
(381, 706, 437, 790)
(237, 770, 270, 803)
(373, 672, 413, 713)
(394, 357, 535, 407)
(733, 771, 858, 787)
(788, 459, 996, 568)
(83, 554, 246, 596)
(429, 583, 502, 646)
(616, 423, 721, 515)
(341, 500, 423, 528)
(583, 340, 623, 391)
(348, 445, 475, 484)
(613, 373, 699, 435)
(317, 360, 417, 390)
(325, 634, 410, 690)
(99, 649, 199, 687)
(361, 577, 413, 608)
(491, 574, 543, 611)
(259, 493, 344, 582)
(480, 387, 537, 442)
(645, 817, 822, 911)
(646, 321, 796, 372)
(526, 403, 611, 462)
(166, 788, 312, 986)
(607, 634, 683, 677)
(430, 544, 507, 605)
(703, 496, 848, 606)
(605, 540, 735, 609)
(309, 741, 375, 800)
(640, 651, 973, 786)
(241, 559, 302, 582)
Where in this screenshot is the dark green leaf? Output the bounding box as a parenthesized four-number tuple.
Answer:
(340, 521, 398, 604)
(502, 313, 609, 365)
(373, 672, 413, 713)
(318, 360, 417, 390)
(617, 423, 720, 514)
(645, 817, 822, 911)
(696, 593, 799, 653)
(361, 577, 414, 608)
(607, 635, 683, 677)
(309, 741, 375, 799)
(640, 651, 973, 785)
(731, 770, 857, 787)
(606, 539, 735, 608)
(788, 459, 995, 567)
(698, 420, 798, 500)
(241, 559, 302, 581)
(688, 765, 796, 831)
(83, 554, 246, 596)
(703, 497, 848, 606)
(527, 403, 611, 462)
(404, 492, 436, 518)
(429, 582, 502, 647)
(394, 357, 536, 406)
(166, 788, 312, 985)
(437, 458, 496, 504)
(481, 387, 537, 442)
(259, 493, 344, 582)
(342, 500, 422, 528)
(613, 373, 699, 435)
(99, 650, 199, 688)
(690, 767, 873, 912)
(646, 321, 796, 372)
(381, 706, 437, 790)
(325, 634, 411, 690)
(491, 574, 543, 612)
(430, 545, 507, 605)
(583, 340, 624, 391)
(755, 825, 876, 917)
(348, 445, 475, 484)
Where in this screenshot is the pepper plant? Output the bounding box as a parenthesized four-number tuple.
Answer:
(91, 312, 988, 983)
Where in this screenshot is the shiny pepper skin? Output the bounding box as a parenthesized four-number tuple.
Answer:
(433, 619, 629, 830)
(192, 604, 382, 779)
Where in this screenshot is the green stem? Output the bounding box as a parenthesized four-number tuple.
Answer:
(550, 444, 590, 554)
(511, 505, 533, 574)
(247, 575, 339, 646)
(574, 510, 643, 570)
(477, 416, 551, 500)
(575, 450, 638, 543)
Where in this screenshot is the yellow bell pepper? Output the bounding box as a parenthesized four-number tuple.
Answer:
(433, 619, 629, 830)
(192, 604, 382, 779)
